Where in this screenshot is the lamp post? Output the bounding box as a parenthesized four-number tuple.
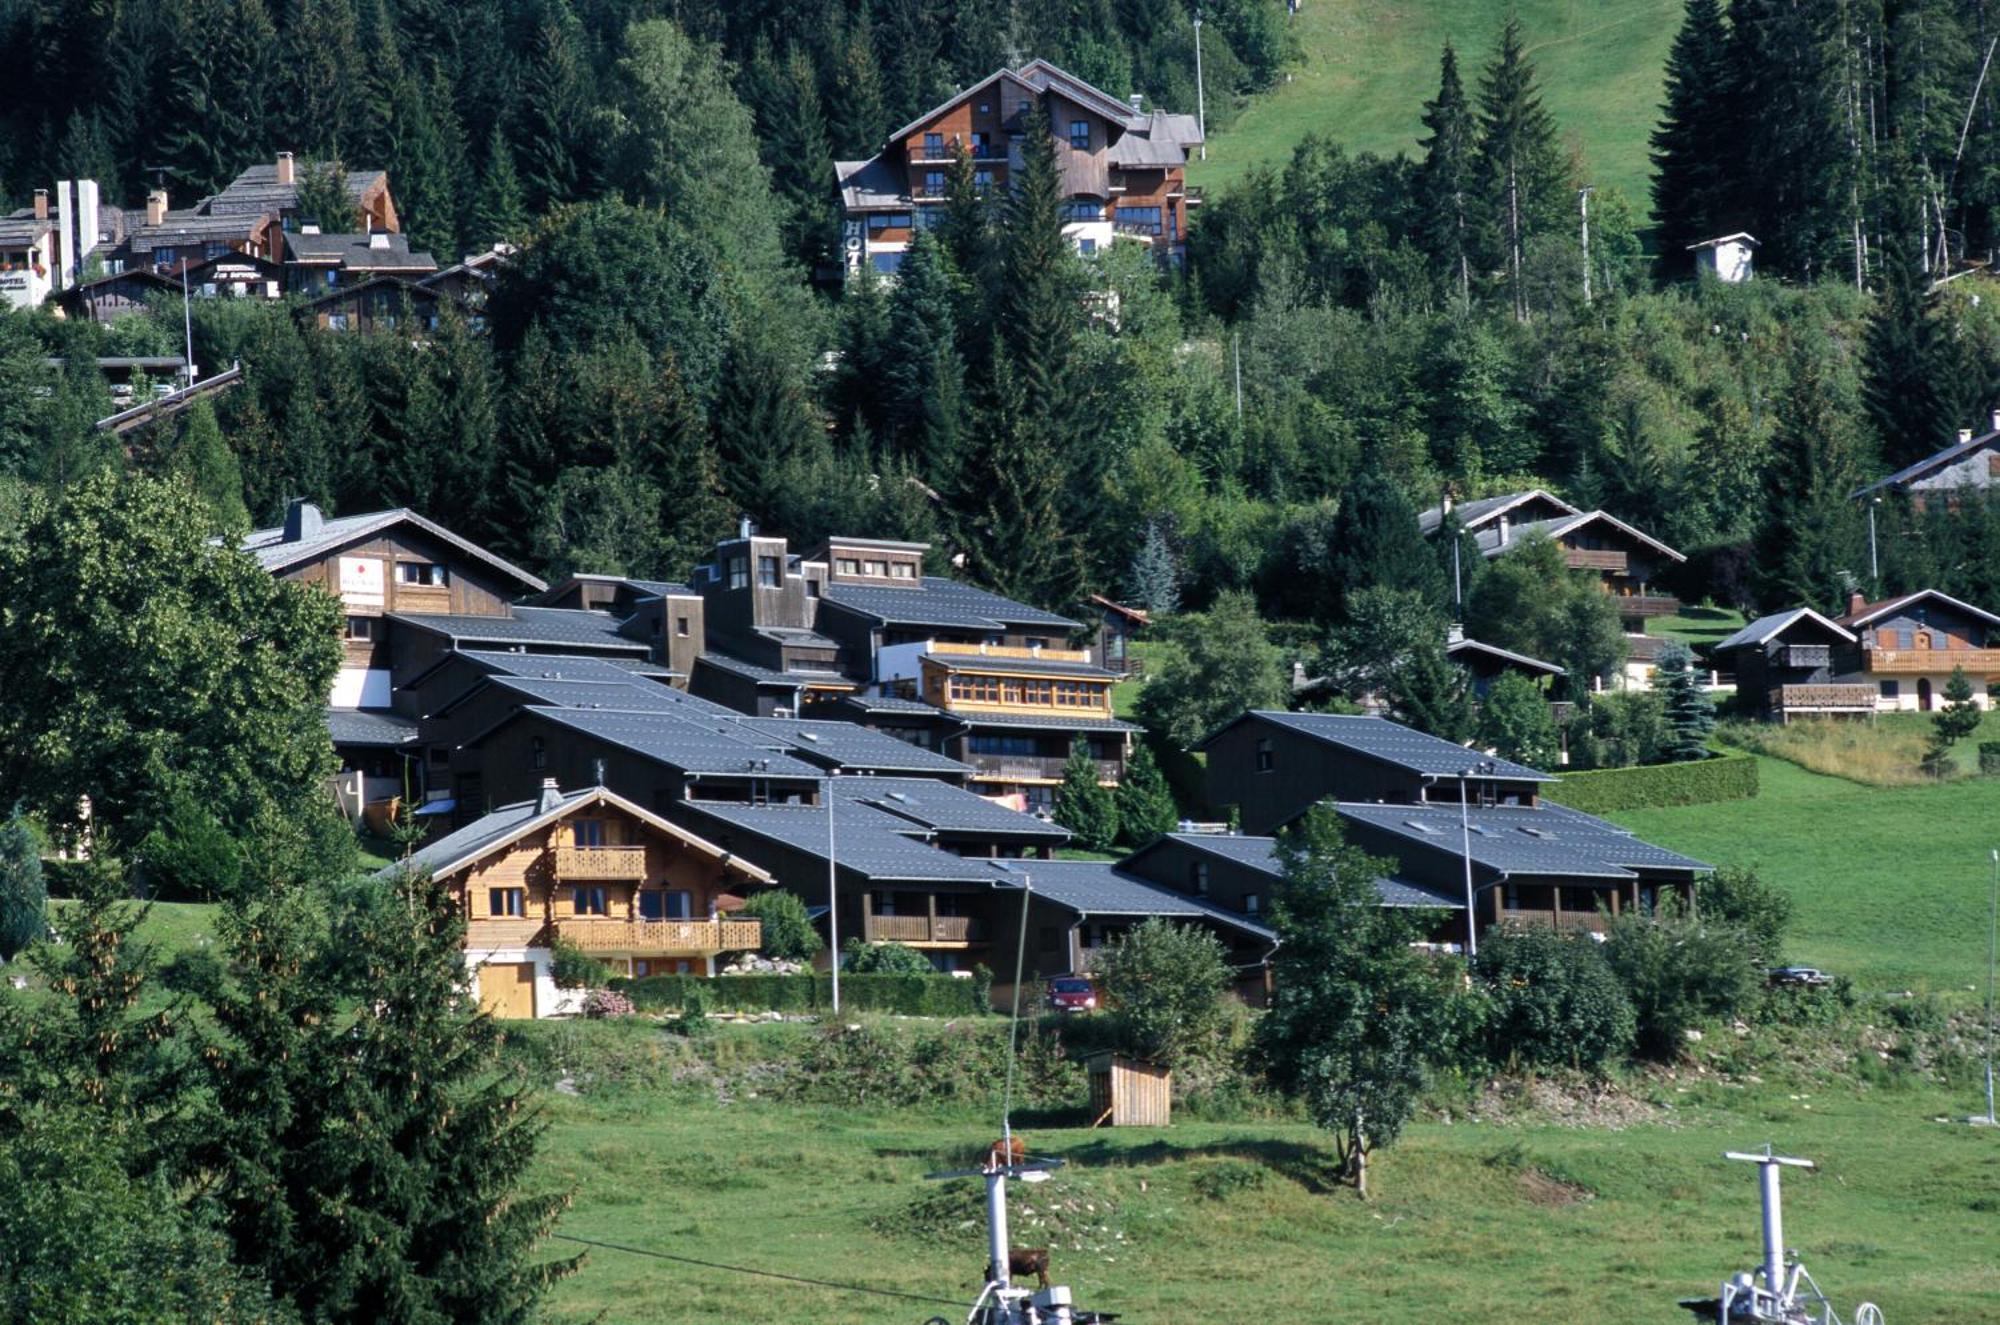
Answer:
(1457, 764, 1488, 960)
(1868, 497, 1882, 586)
(1985, 848, 1997, 1125)
(827, 772, 840, 1016)
(1192, 11, 1207, 162)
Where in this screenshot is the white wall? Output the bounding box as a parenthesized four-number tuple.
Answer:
(464, 947, 580, 1019)
(1874, 680, 1995, 713)
(330, 667, 392, 708)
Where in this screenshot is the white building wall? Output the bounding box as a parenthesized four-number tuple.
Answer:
(464, 947, 580, 1019)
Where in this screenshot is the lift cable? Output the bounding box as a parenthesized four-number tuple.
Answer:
(547, 1232, 969, 1308)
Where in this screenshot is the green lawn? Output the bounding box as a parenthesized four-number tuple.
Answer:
(1611, 753, 2000, 993)
(1191, 0, 1681, 207)
(1646, 603, 1747, 649)
(532, 1039, 2000, 1324)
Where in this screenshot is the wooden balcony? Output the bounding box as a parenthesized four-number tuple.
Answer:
(1564, 548, 1629, 572)
(1612, 594, 1681, 619)
(1774, 643, 1832, 669)
(863, 913, 985, 945)
(1864, 647, 2000, 675)
(465, 918, 550, 949)
(557, 917, 761, 954)
(553, 845, 648, 881)
(968, 753, 1121, 784)
(1498, 909, 1609, 935)
(1769, 684, 1876, 714)
(930, 641, 1094, 664)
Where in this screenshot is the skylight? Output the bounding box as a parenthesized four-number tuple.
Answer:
(1403, 820, 1444, 835)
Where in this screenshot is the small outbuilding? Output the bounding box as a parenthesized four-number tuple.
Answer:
(1688, 232, 1758, 283)
(1086, 1052, 1171, 1127)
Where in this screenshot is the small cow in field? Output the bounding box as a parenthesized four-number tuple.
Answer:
(986, 1135, 1026, 1170)
(985, 1247, 1051, 1290)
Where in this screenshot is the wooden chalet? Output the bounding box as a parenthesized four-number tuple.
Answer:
(834, 59, 1202, 280)
(56, 268, 178, 322)
(1853, 408, 2000, 509)
(207, 152, 400, 234)
(281, 230, 437, 294)
(1833, 589, 2000, 712)
(384, 781, 770, 1019)
(1711, 608, 1874, 721)
(1091, 594, 1149, 676)
(297, 276, 451, 334)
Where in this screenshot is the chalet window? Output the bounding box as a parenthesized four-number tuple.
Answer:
(757, 555, 781, 588)
(924, 131, 945, 154)
(1078, 238, 1096, 255)
(727, 556, 748, 590)
(1116, 206, 1164, 235)
(836, 557, 861, 575)
(863, 559, 888, 576)
(1061, 202, 1101, 222)
(488, 887, 524, 917)
(638, 890, 692, 921)
(973, 169, 995, 192)
(344, 615, 374, 641)
(573, 819, 607, 847)
(806, 578, 821, 599)
(1254, 737, 1275, 772)
(396, 562, 447, 586)
(924, 170, 947, 195)
(676, 616, 690, 637)
(571, 886, 608, 916)
(872, 890, 897, 916)
(1026, 637, 1048, 649)
(978, 102, 991, 114)
(890, 562, 916, 579)
(971, 131, 991, 155)
(531, 737, 546, 770)
(1879, 680, 1900, 699)
(1069, 120, 1090, 150)
(1898, 629, 1915, 649)
(1243, 893, 1260, 915)
(868, 212, 913, 231)
(1191, 862, 1209, 896)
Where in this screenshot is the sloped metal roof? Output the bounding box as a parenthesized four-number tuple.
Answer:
(1335, 801, 1710, 878)
(517, 707, 825, 779)
(734, 719, 972, 776)
(452, 650, 675, 682)
(325, 707, 418, 747)
(241, 506, 546, 590)
(920, 651, 1118, 679)
(1014, 860, 1276, 940)
(389, 607, 646, 653)
(819, 576, 1079, 630)
(1417, 488, 1580, 537)
(1713, 608, 1856, 652)
(1208, 711, 1551, 782)
(834, 775, 1068, 839)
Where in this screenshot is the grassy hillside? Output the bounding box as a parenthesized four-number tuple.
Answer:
(1192, 0, 1680, 207)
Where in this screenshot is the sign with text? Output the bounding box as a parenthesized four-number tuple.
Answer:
(338, 556, 385, 608)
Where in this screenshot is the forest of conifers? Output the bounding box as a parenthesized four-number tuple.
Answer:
(4, 0, 2000, 629)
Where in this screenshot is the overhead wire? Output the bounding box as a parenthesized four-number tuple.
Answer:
(547, 1233, 967, 1308)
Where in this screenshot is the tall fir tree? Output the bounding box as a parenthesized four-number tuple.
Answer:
(883, 231, 968, 487)
(1327, 469, 1441, 621)
(1655, 641, 1715, 761)
(1114, 741, 1180, 847)
(1054, 742, 1120, 852)
(960, 344, 1081, 608)
(1472, 17, 1571, 319)
(1126, 519, 1182, 614)
(1756, 347, 1870, 612)
(517, 0, 594, 213)
(1863, 184, 1984, 468)
(1414, 42, 1477, 302)
(711, 325, 820, 524)
(468, 125, 528, 250)
(1650, 0, 1737, 268)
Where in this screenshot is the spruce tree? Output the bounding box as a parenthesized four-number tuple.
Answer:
(959, 345, 1081, 608)
(884, 232, 967, 486)
(764, 43, 838, 266)
(1655, 641, 1715, 761)
(1650, 0, 1737, 268)
(1126, 519, 1182, 615)
(1756, 348, 1869, 612)
(469, 125, 528, 251)
(1114, 742, 1180, 847)
(1414, 42, 1477, 302)
(1473, 17, 1570, 319)
(168, 399, 250, 532)
(1055, 743, 1121, 853)
(1328, 469, 1440, 620)
(518, 0, 593, 212)
(711, 326, 820, 525)
(938, 145, 997, 333)
(0, 812, 44, 961)
(1863, 193, 1982, 469)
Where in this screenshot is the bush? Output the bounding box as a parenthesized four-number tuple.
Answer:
(1472, 927, 1634, 1071)
(1696, 866, 1792, 965)
(583, 988, 635, 1020)
(135, 792, 243, 901)
(1092, 919, 1233, 1072)
(616, 971, 989, 1017)
(1543, 751, 1758, 813)
(664, 983, 706, 1036)
(1979, 741, 2000, 776)
(738, 889, 821, 960)
(550, 936, 613, 991)
(1602, 909, 1761, 1059)
(842, 938, 934, 974)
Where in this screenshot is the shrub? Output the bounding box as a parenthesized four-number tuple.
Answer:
(1092, 918, 1233, 1072)
(550, 936, 613, 991)
(1696, 866, 1791, 965)
(583, 988, 635, 1020)
(616, 971, 988, 1017)
(665, 983, 706, 1036)
(1602, 909, 1761, 1059)
(842, 938, 934, 974)
(1979, 741, 2000, 776)
(1542, 751, 1758, 813)
(738, 889, 821, 960)
(1053, 743, 1119, 851)
(136, 792, 243, 901)
(1472, 927, 1634, 1070)
(0, 815, 47, 960)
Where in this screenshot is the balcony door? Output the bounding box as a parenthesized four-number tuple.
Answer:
(638, 889, 692, 922)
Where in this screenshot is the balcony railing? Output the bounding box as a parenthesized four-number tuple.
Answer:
(1565, 548, 1629, 572)
(967, 753, 1121, 783)
(1865, 647, 2000, 674)
(1612, 594, 1681, 618)
(1774, 643, 1832, 669)
(1499, 909, 1610, 935)
(864, 914, 985, 944)
(930, 641, 1095, 663)
(1770, 684, 1876, 712)
(558, 917, 761, 954)
(553, 845, 648, 881)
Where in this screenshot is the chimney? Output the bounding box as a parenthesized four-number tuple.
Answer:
(1128, 92, 1144, 113)
(282, 498, 324, 543)
(32, 189, 47, 220)
(1447, 621, 1465, 645)
(537, 777, 563, 814)
(369, 230, 390, 250)
(1848, 590, 1867, 617)
(146, 189, 167, 227)
(276, 151, 295, 186)
(1991, 408, 2000, 433)
(738, 514, 754, 539)
(1960, 427, 1974, 443)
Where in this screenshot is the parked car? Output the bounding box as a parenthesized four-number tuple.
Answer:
(1047, 975, 1099, 1014)
(1768, 966, 1833, 988)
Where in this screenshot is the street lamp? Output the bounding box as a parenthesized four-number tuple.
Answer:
(1868, 496, 1882, 587)
(1984, 848, 1998, 1125)
(826, 772, 840, 1016)
(1457, 761, 1494, 960)
(1192, 11, 1207, 162)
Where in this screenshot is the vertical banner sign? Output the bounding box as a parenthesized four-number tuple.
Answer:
(843, 219, 865, 277)
(338, 556, 385, 608)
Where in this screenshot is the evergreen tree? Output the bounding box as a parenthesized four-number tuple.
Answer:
(711, 325, 820, 524)
(1390, 638, 1476, 743)
(1650, 0, 1737, 268)
(166, 399, 250, 532)
(1475, 671, 1560, 769)
(1654, 641, 1715, 761)
(517, 0, 594, 212)
(273, 0, 363, 157)
(1926, 665, 1982, 769)
(1328, 469, 1440, 620)
(761, 42, 839, 266)
(1054, 743, 1121, 852)
(937, 145, 997, 331)
(1756, 348, 1869, 612)
(468, 126, 528, 251)
(1126, 519, 1182, 615)
(55, 110, 118, 191)
(1473, 17, 1571, 319)
(644, 350, 733, 577)
(1863, 203, 1982, 469)
(1114, 742, 1180, 847)
(822, 6, 890, 157)
(883, 232, 968, 487)
(1414, 42, 1477, 301)
(0, 812, 44, 961)
(385, 69, 460, 261)
(959, 345, 1081, 607)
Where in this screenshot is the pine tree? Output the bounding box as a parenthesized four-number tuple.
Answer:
(1126, 519, 1182, 615)
(0, 812, 44, 961)
(1863, 191, 1982, 469)
(1328, 469, 1441, 620)
(883, 231, 967, 486)
(1650, 0, 1737, 268)
(1473, 17, 1571, 319)
(938, 145, 997, 335)
(1926, 665, 1982, 769)
(1390, 638, 1476, 743)
(386, 69, 460, 261)
(645, 351, 733, 577)
(168, 399, 250, 532)
(959, 345, 1081, 607)
(468, 125, 528, 251)
(763, 43, 838, 266)
(518, 0, 593, 212)
(1756, 348, 1869, 612)
(1414, 42, 1477, 301)
(711, 326, 820, 525)
(1114, 742, 1180, 847)
(1655, 641, 1715, 761)
(55, 110, 117, 190)
(1055, 742, 1121, 852)
(822, 6, 890, 157)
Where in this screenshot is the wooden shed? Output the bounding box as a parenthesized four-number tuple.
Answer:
(1085, 1053, 1171, 1127)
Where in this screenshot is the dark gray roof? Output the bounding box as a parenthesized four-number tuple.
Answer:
(1713, 608, 1856, 652)
(1016, 860, 1276, 940)
(920, 652, 1118, 679)
(1134, 833, 1452, 909)
(1477, 510, 1686, 563)
(325, 707, 418, 747)
(952, 712, 1142, 734)
(389, 607, 647, 653)
(241, 505, 546, 590)
(123, 211, 263, 251)
(478, 676, 700, 714)
(677, 798, 1023, 884)
(207, 163, 386, 217)
(0, 214, 53, 246)
(1854, 425, 2000, 497)
(695, 652, 855, 687)
(1211, 711, 1552, 783)
(284, 230, 436, 271)
(757, 626, 841, 649)
(820, 576, 1080, 631)
(1417, 489, 1580, 537)
(1335, 801, 1710, 879)
(734, 720, 971, 776)
(516, 707, 824, 779)
(825, 694, 960, 718)
(835, 775, 1068, 839)
(834, 155, 909, 211)
(453, 650, 675, 682)
(1446, 636, 1567, 675)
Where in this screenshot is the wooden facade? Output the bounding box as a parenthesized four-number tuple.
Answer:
(1086, 1054, 1171, 1127)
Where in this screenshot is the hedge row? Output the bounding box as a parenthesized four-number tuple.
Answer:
(613, 972, 990, 1017)
(1542, 751, 1759, 814)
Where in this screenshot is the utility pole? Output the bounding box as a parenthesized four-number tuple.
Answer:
(1578, 186, 1595, 305)
(1868, 497, 1881, 586)
(826, 772, 840, 1015)
(1193, 11, 1207, 162)
(1232, 330, 1242, 419)
(1985, 848, 1997, 1126)
(1456, 766, 1483, 960)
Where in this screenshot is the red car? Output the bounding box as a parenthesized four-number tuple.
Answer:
(1047, 976, 1100, 1014)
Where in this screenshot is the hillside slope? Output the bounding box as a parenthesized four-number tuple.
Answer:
(1190, 0, 1681, 207)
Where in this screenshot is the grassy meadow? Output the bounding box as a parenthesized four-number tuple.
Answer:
(1190, 0, 1681, 206)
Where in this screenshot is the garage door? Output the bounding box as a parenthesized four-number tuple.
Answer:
(477, 961, 537, 1019)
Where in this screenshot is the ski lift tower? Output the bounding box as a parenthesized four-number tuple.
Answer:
(1679, 1147, 1883, 1325)
(922, 1146, 1116, 1325)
